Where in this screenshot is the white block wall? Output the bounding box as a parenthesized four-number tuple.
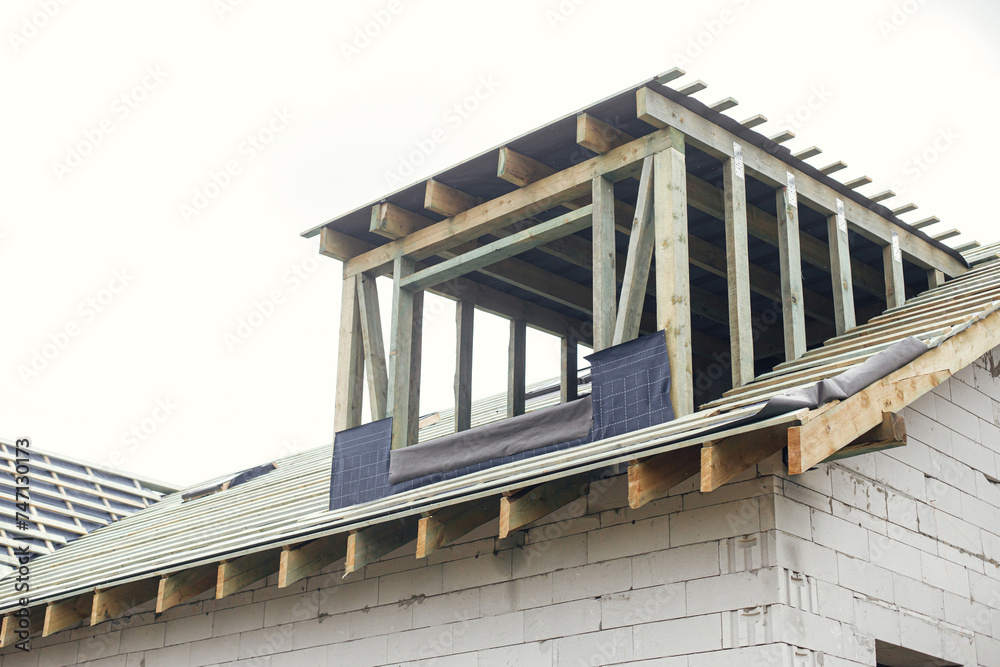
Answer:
(5, 347, 1000, 666)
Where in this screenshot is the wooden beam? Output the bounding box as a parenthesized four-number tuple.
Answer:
(828, 205, 857, 335)
(1, 607, 43, 647)
(653, 130, 694, 416)
(408, 291, 423, 446)
(701, 423, 790, 492)
(740, 114, 767, 129)
(455, 300, 474, 432)
(656, 67, 685, 84)
(928, 269, 946, 290)
(844, 175, 872, 189)
(497, 146, 556, 187)
(507, 318, 526, 418)
(416, 497, 501, 559)
(345, 518, 418, 574)
(870, 190, 896, 203)
(793, 146, 822, 160)
(769, 130, 795, 144)
(884, 232, 906, 309)
(358, 273, 388, 421)
(677, 80, 707, 95)
(614, 156, 655, 345)
(334, 275, 364, 432)
(91, 579, 158, 625)
(43, 593, 94, 637)
(592, 175, 617, 351)
(499, 473, 590, 539)
(892, 203, 918, 216)
(561, 335, 578, 403)
(724, 147, 754, 385)
(709, 97, 739, 112)
(278, 534, 348, 588)
(820, 161, 848, 175)
(217, 549, 279, 599)
(911, 216, 940, 230)
(627, 446, 702, 509)
(820, 412, 906, 463)
(389, 256, 417, 450)
(370, 202, 433, 239)
(776, 174, 807, 361)
(424, 179, 479, 217)
(156, 564, 217, 613)
(577, 113, 633, 154)
(933, 228, 960, 242)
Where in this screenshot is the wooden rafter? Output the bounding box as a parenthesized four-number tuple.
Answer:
(1, 607, 43, 647)
(499, 473, 590, 539)
(425, 178, 480, 216)
(217, 549, 279, 599)
(700, 422, 791, 493)
(417, 497, 501, 559)
(43, 592, 94, 636)
(345, 518, 418, 574)
(820, 412, 906, 463)
(279, 534, 348, 588)
(627, 446, 701, 509)
(156, 564, 217, 613)
(91, 579, 158, 625)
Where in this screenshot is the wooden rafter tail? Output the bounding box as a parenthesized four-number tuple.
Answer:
(43, 592, 94, 637)
(91, 578, 158, 625)
(217, 549, 280, 599)
(279, 534, 348, 588)
(627, 446, 702, 509)
(155, 564, 217, 613)
(1, 607, 44, 647)
(700, 423, 791, 493)
(424, 179, 479, 217)
(820, 412, 906, 463)
(577, 112, 634, 154)
(345, 518, 419, 575)
(417, 497, 501, 559)
(498, 472, 591, 539)
(370, 202, 433, 239)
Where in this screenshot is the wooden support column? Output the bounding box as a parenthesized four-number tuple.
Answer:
(613, 156, 655, 345)
(724, 146, 754, 386)
(560, 335, 578, 403)
(507, 318, 526, 418)
(357, 273, 388, 421)
(776, 173, 807, 361)
(279, 534, 348, 587)
(884, 231, 907, 309)
(388, 256, 418, 450)
(334, 275, 364, 432)
(499, 473, 590, 538)
(592, 175, 617, 351)
(455, 300, 474, 432)
(627, 446, 702, 509)
(408, 291, 424, 445)
(345, 518, 418, 574)
(91, 579, 158, 625)
(217, 549, 279, 599)
(653, 129, 694, 416)
(43, 593, 93, 636)
(928, 269, 946, 290)
(416, 497, 501, 559)
(827, 202, 857, 335)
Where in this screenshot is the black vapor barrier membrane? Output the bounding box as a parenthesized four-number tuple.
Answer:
(329, 331, 675, 511)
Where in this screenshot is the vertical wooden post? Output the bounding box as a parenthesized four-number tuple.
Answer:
(592, 175, 617, 352)
(928, 269, 945, 290)
(507, 319, 526, 418)
(388, 257, 416, 449)
(884, 231, 906, 309)
(408, 291, 424, 445)
(723, 145, 754, 386)
(827, 200, 856, 335)
(776, 172, 807, 361)
(653, 129, 693, 416)
(560, 335, 578, 403)
(613, 156, 655, 346)
(334, 275, 364, 432)
(357, 273, 388, 421)
(454, 300, 474, 432)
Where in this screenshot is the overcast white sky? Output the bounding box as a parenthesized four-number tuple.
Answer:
(3, 0, 998, 487)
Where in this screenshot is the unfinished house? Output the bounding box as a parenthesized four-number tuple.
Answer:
(1, 70, 1000, 666)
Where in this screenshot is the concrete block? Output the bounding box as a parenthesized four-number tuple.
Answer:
(952, 376, 994, 420)
(188, 634, 240, 666)
(214, 602, 265, 637)
(386, 623, 457, 662)
(831, 468, 888, 519)
(410, 652, 479, 667)
(934, 393, 982, 443)
(670, 498, 760, 547)
(939, 625, 976, 667)
(934, 508, 983, 554)
(524, 599, 601, 641)
(602, 582, 685, 628)
(263, 591, 320, 628)
(347, 601, 412, 640)
(772, 495, 812, 539)
(141, 643, 191, 667)
(720, 532, 777, 573)
(525, 514, 600, 545)
(898, 611, 945, 661)
(237, 623, 294, 660)
(450, 611, 523, 653)
(633, 613, 723, 660)
(956, 432, 998, 479)
(831, 499, 888, 536)
(687, 568, 783, 616)
(838, 554, 894, 602)
(412, 588, 480, 628)
(969, 569, 1000, 609)
(511, 534, 585, 580)
(119, 622, 166, 653)
(811, 509, 870, 561)
(920, 551, 971, 598)
(444, 549, 512, 592)
(868, 531, 922, 580)
(908, 391, 937, 420)
(317, 577, 378, 617)
(164, 611, 213, 646)
(962, 492, 1000, 531)
(782, 479, 833, 513)
(76, 631, 121, 663)
(0, 646, 40, 666)
(378, 564, 443, 605)
(270, 646, 325, 667)
(816, 578, 854, 624)
(925, 473, 964, 516)
(975, 472, 1000, 509)
(35, 641, 79, 667)
(632, 541, 719, 589)
(981, 419, 1000, 455)
(78, 656, 129, 667)
(683, 477, 777, 512)
(721, 605, 774, 647)
(979, 633, 1000, 667)
(943, 591, 993, 635)
(587, 515, 670, 563)
(551, 559, 632, 603)
(291, 616, 349, 650)
(599, 493, 682, 529)
(586, 472, 628, 513)
(774, 532, 839, 584)
(324, 635, 387, 667)
(983, 528, 1000, 564)
(873, 454, 927, 501)
(853, 595, 900, 645)
(252, 577, 306, 603)
(892, 573, 945, 617)
(552, 627, 632, 666)
(480, 574, 551, 617)
(480, 640, 553, 667)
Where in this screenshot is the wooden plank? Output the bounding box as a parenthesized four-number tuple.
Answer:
(677, 80, 707, 95)
(1, 607, 43, 647)
(700, 423, 791, 492)
(455, 300, 474, 432)
(844, 175, 872, 189)
(507, 319, 527, 418)
(334, 275, 364, 432)
(278, 534, 348, 588)
(627, 446, 701, 509)
(884, 233, 907, 309)
(592, 176, 617, 351)
(870, 190, 896, 203)
(400, 206, 594, 292)
(928, 269, 946, 290)
(709, 97, 739, 112)
(828, 208, 857, 335)
(820, 161, 848, 175)
(769, 130, 795, 144)
(776, 175, 807, 361)
(216, 549, 279, 599)
(358, 273, 388, 421)
(408, 291, 423, 447)
(577, 113, 633, 154)
(370, 203, 433, 239)
(892, 202, 918, 215)
(912, 216, 940, 230)
(561, 335, 578, 403)
(614, 157, 655, 345)
(320, 226, 376, 262)
(793, 146, 822, 160)
(91, 579, 158, 625)
(819, 412, 906, 463)
(345, 518, 418, 574)
(424, 179, 479, 217)
(497, 146, 555, 187)
(388, 257, 416, 450)
(740, 114, 767, 129)
(724, 149, 754, 385)
(653, 130, 694, 416)
(499, 473, 590, 539)
(416, 497, 501, 558)
(156, 564, 217, 613)
(43, 593, 94, 636)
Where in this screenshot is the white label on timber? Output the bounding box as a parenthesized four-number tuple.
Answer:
(733, 142, 744, 179)
(891, 231, 902, 264)
(786, 172, 797, 207)
(836, 199, 847, 233)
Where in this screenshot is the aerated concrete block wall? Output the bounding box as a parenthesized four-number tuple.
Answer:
(4, 348, 1000, 666)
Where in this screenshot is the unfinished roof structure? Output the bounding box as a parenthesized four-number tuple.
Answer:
(2, 71, 999, 666)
